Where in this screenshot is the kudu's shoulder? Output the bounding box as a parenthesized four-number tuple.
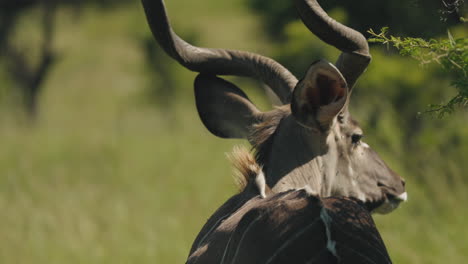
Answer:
(188, 190, 392, 264)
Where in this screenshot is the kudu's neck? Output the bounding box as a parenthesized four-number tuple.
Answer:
(262, 116, 339, 196)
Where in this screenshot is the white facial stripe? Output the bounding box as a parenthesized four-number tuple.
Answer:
(361, 142, 370, 149)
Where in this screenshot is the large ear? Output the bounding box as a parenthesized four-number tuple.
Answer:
(194, 74, 264, 138)
(291, 60, 348, 130)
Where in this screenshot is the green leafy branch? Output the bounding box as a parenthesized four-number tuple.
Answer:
(368, 27, 467, 117)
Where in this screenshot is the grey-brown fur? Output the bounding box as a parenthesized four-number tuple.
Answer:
(250, 106, 290, 166)
(187, 189, 392, 264)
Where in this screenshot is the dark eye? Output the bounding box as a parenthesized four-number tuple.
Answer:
(351, 134, 363, 144)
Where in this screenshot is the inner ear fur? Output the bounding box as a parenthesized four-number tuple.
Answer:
(291, 60, 348, 129)
(194, 74, 264, 139)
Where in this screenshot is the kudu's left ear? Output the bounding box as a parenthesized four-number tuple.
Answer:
(194, 74, 264, 139)
(291, 60, 348, 129)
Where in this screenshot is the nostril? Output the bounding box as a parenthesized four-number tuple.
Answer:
(401, 179, 406, 187)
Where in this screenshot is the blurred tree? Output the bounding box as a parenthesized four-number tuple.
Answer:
(139, 31, 200, 113)
(369, 27, 467, 116)
(0, 0, 57, 117)
(140, 35, 178, 110)
(0, 0, 131, 118)
(247, 0, 465, 39)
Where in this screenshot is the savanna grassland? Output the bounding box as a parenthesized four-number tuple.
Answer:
(0, 0, 466, 263)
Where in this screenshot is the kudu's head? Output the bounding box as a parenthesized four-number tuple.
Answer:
(142, 0, 407, 214)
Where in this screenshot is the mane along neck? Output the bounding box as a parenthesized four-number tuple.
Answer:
(251, 111, 338, 196)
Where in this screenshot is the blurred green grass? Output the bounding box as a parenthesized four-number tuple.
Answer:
(0, 0, 466, 263)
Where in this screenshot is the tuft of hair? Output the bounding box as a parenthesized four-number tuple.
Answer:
(227, 146, 261, 192)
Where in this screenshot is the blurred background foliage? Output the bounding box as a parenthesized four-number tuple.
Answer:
(249, 0, 464, 39)
(0, 0, 133, 115)
(0, 0, 466, 263)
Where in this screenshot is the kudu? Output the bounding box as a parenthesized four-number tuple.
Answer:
(141, 0, 407, 259)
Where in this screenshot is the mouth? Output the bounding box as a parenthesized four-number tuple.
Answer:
(372, 192, 408, 214)
(395, 192, 408, 202)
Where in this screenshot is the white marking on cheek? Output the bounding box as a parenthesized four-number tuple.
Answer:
(361, 142, 370, 149)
